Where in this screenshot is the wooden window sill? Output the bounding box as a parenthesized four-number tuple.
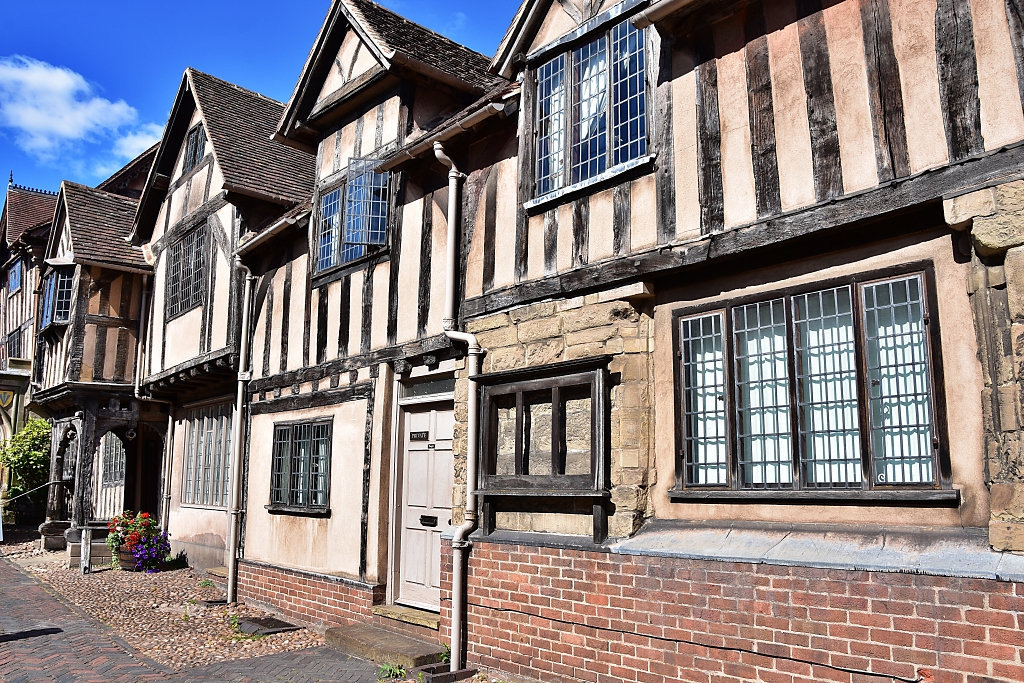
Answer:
(265, 505, 332, 517)
(668, 488, 961, 506)
(475, 489, 610, 498)
(523, 154, 654, 215)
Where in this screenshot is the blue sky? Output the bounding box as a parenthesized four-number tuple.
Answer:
(0, 0, 521, 193)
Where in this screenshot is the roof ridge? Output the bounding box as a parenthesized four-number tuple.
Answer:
(63, 181, 141, 205)
(343, 0, 495, 61)
(186, 67, 285, 107)
(9, 183, 58, 196)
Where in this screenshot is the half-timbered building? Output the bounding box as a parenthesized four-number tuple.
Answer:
(33, 149, 167, 558)
(0, 179, 56, 522)
(402, 0, 1024, 680)
(131, 68, 317, 569)
(231, 0, 509, 629)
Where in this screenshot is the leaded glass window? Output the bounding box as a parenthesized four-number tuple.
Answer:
(40, 267, 74, 329)
(270, 420, 332, 509)
(183, 124, 207, 174)
(316, 158, 389, 272)
(181, 403, 232, 507)
(167, 226, 205, 319)
(676, 273, 941, 491)
(535, 18, 647, 196)
(8, 259, 21, 293)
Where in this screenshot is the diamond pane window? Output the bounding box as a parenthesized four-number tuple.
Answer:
(316, 159, 389, 272)
(41, 267, 74, 329)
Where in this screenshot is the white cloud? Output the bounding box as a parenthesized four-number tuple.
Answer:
(0, 55, 160, 170)
(112, 123, 164, 160)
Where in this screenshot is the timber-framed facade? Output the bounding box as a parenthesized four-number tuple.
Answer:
(13, 0, 1024, 680)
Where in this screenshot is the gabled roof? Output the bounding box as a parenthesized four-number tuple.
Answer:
(1, 183, 58, 247)
(97, 143, 159, 198)
(133, 69, 316, 243)
(57, 182, 148, 271)
(276, 0, 504, 148)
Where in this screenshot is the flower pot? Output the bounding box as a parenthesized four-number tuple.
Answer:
(117, 546, 137, 571)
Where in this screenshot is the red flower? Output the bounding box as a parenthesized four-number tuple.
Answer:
(140, 513, 150, 519)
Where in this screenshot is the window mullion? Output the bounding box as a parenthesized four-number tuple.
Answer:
(784, 295, 802, 491)
(604, 29, 613, 174)
(852, 283, 873, 490)
(725, 307, 739, 490)
(551, 385, 562, 475)
(515, 391, 525, 476)
(567, 51, 576, 190)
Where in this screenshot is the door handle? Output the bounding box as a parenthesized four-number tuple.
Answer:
(420, 515, 438, 527)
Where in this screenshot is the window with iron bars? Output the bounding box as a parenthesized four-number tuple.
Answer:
(316, 158, 389, 272)
(535, 17, 647, 197)
(166, 226, 205, 319)
(675, 272, 946, 491)
(270, 420, 332, 510)
(181, 403, 233, 507)
(183, 124, 207, 175)
(40, 267, 74, 329)
(8, 259, 21, 293)
(6, 331, 20, 360)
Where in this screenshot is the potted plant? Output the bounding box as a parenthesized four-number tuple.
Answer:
(106, 511, 171, 572)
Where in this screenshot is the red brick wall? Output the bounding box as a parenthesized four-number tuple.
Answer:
(441, 540, 1024, 683)
(238, 559, 384, 630)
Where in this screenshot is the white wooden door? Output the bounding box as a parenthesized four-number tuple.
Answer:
(398, 407, 454, 610)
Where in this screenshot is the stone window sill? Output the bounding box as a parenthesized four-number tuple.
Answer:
(265, 505, 332, 518)
(668, 488, 961, 506)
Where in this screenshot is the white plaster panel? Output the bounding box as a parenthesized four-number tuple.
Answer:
(492, 158, 517, 289)
(713, 17, 758, 228)
(370, 261, 390, 350)
(969, 0, 1024, 150)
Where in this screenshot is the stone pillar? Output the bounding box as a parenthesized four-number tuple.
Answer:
(949, 181, 1024, 550)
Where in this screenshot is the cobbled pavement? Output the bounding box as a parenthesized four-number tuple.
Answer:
(0, 557, 379, 683)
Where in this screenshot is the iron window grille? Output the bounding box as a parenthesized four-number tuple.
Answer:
(476, 357, 611, 541)
(270, 420, 332, 510)
(181, 403, 233, 507)
(8, 259, 21, 293)
(183, 124, 207, 175)
(534, 17, 647, 197)
(101, 433, 126, 488)
(166, 226, 205, 319)
(673, 270, 949, 493)
(6, 331, 20, 360)
(40, 267, 74, 329)
(316, 158, 389, 272)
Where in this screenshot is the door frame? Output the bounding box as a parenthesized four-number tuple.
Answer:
(386, 371, 456, 607)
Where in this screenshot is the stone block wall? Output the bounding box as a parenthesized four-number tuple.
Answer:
(453, 290, 655, 538)
(950, 181, 1024, 550)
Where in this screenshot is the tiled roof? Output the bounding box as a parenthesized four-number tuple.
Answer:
(343, 0, 503, 91)
(189, 69, 316, 206)
(61, 182, 148, 270)
(2, 184, 57, 246)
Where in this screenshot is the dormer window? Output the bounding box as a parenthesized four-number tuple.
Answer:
(535, 18, 647, 197)
(40, 267, 74, 329)
(183, 124, 207, 174)
(316, 158, 389, 272)
(8, 259, 21, 294)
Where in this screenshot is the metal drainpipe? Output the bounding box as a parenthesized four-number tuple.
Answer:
(226, 260, 254, 604)
(433, 141, 482, 672)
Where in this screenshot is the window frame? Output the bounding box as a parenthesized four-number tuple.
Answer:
(165, 225, 206, 321)
(183, 124, 207, 175)
(314, 157, 390, 275)
(6, 330, 20, 360)
(476, 357, 612, 541)
(531, 16, 649, 199)
(180, 402, 233, 508)
(669, 262, 954, 501)
(267, 418, 333, 515)
(40, 266, 75, 330)
(8, 259, 21, 295)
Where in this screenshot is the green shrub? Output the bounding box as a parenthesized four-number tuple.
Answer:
(0, 419, 51, 498)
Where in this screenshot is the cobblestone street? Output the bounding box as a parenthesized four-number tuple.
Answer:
(0, 555, 380, 683)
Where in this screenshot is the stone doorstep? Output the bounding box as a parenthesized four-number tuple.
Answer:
(205, 565, 228, 579)
(372, 603, 441, 630)
(324, 623, 446, 670)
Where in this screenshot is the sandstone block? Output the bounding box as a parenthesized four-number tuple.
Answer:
(485, 345, 524, 372)
(611, 485, 644, 510)
(608, 509, 641, 538)
(597, 282, 654, 303)
(971, 182, 1024, 256)
(990, 520, 1024, 551)
(562, 301, 638, 332)
(525, 338, 564, 366)
(565, 325, 618, 346)
(618, 448, 640, 468)
(1007, 248, 1024, 321)
(509, 301, 556, 324)
(466, 313, 510, 334)
(566, 338, 624, 359)
(943, 187, 996, 229)
(557, 296, 585, 311)
(990, 482, 1024, 518)
(517, 316, 563, 342)
(475, 325, 520, 349)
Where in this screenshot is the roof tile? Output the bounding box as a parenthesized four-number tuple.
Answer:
(61, 182, 148, 270)
(2, 185, 58, 246)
